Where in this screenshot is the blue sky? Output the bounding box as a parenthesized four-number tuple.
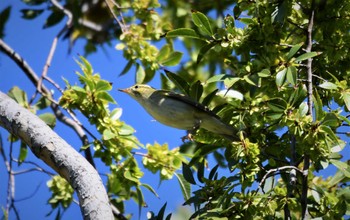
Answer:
(1, 1, 350, 219)
(0, 1, 194, 219)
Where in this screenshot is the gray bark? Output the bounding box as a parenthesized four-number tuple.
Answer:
(0, 91, 113, 219)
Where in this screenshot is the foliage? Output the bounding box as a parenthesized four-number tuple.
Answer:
(2, 0, 350, 219)
(47, 175, 74, 209)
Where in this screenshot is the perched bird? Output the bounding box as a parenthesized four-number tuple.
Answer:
(119, 84, 238, 141)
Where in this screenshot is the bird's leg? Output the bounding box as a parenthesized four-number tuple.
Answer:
(181, 119, 201, 142)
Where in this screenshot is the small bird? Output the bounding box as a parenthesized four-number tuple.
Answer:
(119, 84, 238, 141)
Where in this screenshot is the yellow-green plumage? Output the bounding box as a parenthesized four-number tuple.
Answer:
(119, 84, 237, 141)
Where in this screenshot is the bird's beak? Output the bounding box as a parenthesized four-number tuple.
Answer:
(118, 88, 128, 93)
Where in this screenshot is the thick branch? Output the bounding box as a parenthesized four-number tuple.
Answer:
(0, 92, 113, 219)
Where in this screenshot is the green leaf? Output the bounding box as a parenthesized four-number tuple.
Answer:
(182, 162, 196, 185)
(330, 159, 350, 178)
(0, 6, 11, 38)
(156, 44, 171, 62)
(224, 77, 241, 88)
(276, 68, 287, 87)
(22, 0, 46, 5)
(44, 11, 64, 28)
(189, 80, 203, 101)
(209, 164, 219, 180)
(164, 69, 190, 95)
(8, 86, 28, 107)
(119, 60, 133, 77)
(96, 80, 112, 92)
(319, 125, 338, 143)
(35, 96, 51, 110)
(322, 113, 339, 127)
(271, 0, 288, 24)
(174, 173, 191, 200)
(313, 90, 324, 121)
(202, 89, 218, 106)
(197, 161, 205, 183)
(18, 142, 28, 166)
(136, 64, 145, 84)
(294, 51, 320, 62)
(286, 66, 297, 86)
(110, 108, 122, 121)
(136, 186, 144, 220)
(141, 183, 159, 198)
(71, 86, 86, 94)
(257, 69, 271, 78)
(160, 51, 183, 66)
(243, 75, 258, 86)
(191, 11, 213, 36)
(319, 81, 338, 90)
(39, 113, 56, 128)
(124, 170, 139, 183)
(20, 9, 44, 19)
(287, 42, 304, 60)
(166, 28, 202, 39)
(206, 74, 226, 84)
(96, 91, 116, 103)
(157, 202, 167, 220)
(267, 98, 287, 113)
(298, 102, 308, 117)
(119, 124, 135, 136)
(197, 41, 218, 64)
(189, 144, 222, 166)
(342, 91, 350, 111)
(328, 170, 346, 186)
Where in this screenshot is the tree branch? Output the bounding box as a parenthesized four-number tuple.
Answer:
(0, 92, 113, 219)
(302, 5, 315, 219)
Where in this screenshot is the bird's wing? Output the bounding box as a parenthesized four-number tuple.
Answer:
(157, 90, 220, 119)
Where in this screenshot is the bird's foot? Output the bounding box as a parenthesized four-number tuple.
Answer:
(181, 132, 194, 142)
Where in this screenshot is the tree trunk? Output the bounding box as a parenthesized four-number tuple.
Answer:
(0, 91, 113, 220)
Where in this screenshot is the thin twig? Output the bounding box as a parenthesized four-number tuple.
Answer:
(105, 0, 127, 32)
(302, 3, 315, 219)
(259, 166, 303, 193)
(37, 0, 73, 96)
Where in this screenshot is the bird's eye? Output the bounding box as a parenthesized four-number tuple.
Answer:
(134, 85, 139, 89)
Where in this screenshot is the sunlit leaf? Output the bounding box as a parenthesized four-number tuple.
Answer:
(191, 11, 213, 36)
(39, 113, 56, 128)
(276, 68, 287, 87)
(136, 64, 145, 84)
(258, 69, 271, 78)
(294, 51, 320, 62)
(319, 82, 338, 90)
(330, 159, 350, 178)
(286, 66, 297, 86)
(156, 44, 171, 62)
(166, 28, 202, 39)
(160, 51, 183, 66)
(287, 42, 304, 60)
(174, 173, 191, 200)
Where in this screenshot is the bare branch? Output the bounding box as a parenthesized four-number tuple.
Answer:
(258, 165, 303, 193)
(105, 0, 128, 32)
(302, 3, 315, 219)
